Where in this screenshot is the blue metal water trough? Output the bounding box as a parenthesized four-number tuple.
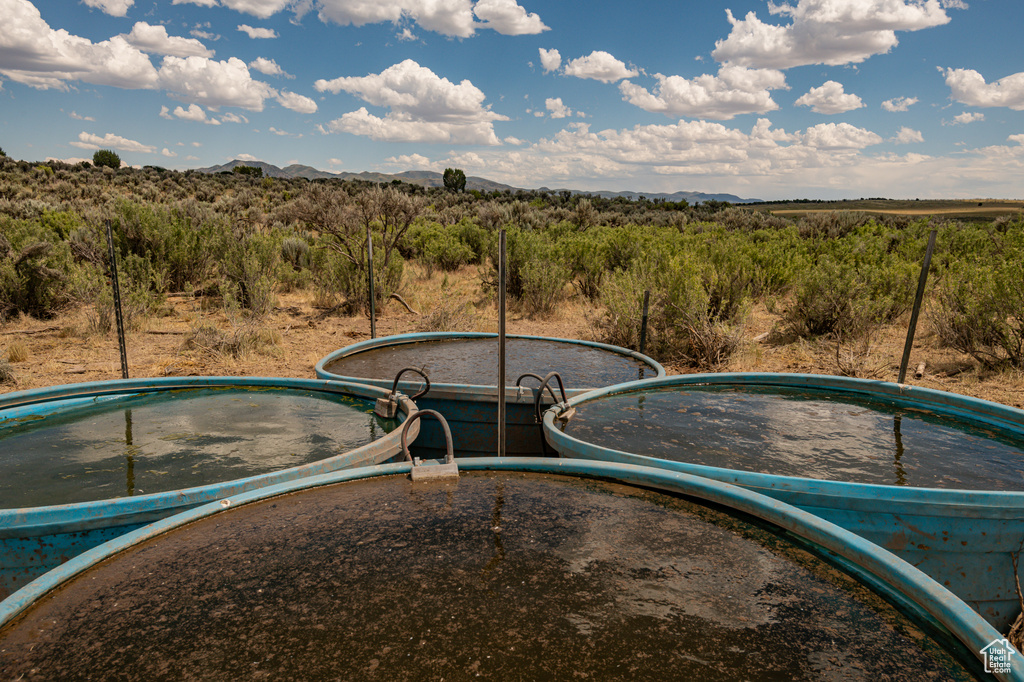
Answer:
(0, 376, 418, 598)
(315, 332, 664, 456)
(543, 372, 1024, 631)
(0, 458, 1015, 680)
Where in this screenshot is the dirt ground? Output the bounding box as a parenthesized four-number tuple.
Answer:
(2, 264, 1023, 410)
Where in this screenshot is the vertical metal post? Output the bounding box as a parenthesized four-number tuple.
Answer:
(898, 229, 937, 384)
(639, 289, 650, 354)
(105, 220, 129, 379)
(497, 229, 507, 458)
(367, 225, 376, 339)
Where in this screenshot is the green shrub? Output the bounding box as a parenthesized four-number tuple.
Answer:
(92, 149, 121, 169)
(310, 236, 404, 314)
(487, 227, 571, 316)
(222, 233, 280, 318)
(931, 243, 1024, 368)
(558, 230, 607, 300)
(598, 253, 744, 368)
(92, 252, 163, 333)
(0, 216, 97, 320)
(281, 236, 311, 270)
(409, 223, 475, 275)
(598, 258, 659, 353)
(783, 226, 916, 340)
(453, 219, 489, 264)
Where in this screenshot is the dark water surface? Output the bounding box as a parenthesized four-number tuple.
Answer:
(0, 472, 971, 681)
(323, 337, 653, 388)
(0, 388, 397, 507)
(563, 385, 1024, 489)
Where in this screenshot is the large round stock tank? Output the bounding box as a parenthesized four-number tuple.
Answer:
(0, 376, 417, 597)
(0, 459, 1010, 680)
(315, 332, 664, 456)
(543, 372, 1024, 630)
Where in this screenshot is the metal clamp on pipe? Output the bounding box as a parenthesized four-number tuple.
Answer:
(400, 409, 458, 481)
(375, 367, 430, 418)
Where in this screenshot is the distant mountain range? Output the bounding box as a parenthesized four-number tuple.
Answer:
(195, 160, 762, 204)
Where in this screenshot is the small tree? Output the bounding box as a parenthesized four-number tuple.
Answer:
(92, 149, 121, 169)
(234, 165, 264, 178)
(0, 146, 6, 157)
(443, 167, 466, 193)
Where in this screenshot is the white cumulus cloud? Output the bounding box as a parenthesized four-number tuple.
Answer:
(942, 67, 1024, 110)
(172, 103, 221, 124)
(946, 111, 984, 125)
(882, 96, 918, 112)
(893, 126, 923, 143)
(316, 0, 477, 38)
(221, 0, 291, 19)
(238, 24, 278, 39)
(82, 0, 134, 17)
(795, 80, 864, 114)
(802, 122, 883, 148)
(620, 65, 786, 120)
(315, 59, 507, 144)
(249, 57, 293, 78)
(0, 0, 159, 90)
(158, 55, 273, 110)
(473, 0, 548, 35)
(384, 153, 433, 169)
(563, 50, 638, 83)
(123, 22, 215, 58)
(276, 90, 317, 113)
(538, 48, 561, 73)
(713, 0, 954, 69)
(545, 97, 572, 119)
(70, 131, 157, 154)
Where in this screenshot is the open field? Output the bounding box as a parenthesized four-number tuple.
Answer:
(750, 199, 1024, 221)
(3, 264, 1023, 411)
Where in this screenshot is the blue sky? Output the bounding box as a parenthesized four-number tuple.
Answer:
(1, 0, 1023, 200)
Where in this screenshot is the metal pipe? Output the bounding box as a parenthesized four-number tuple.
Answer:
(639, 289, 650, 355)
(367, 225, 376, 339)
(105, 220, 129, 379)
(497, 229, 506, 458)
(898, 229, 938, 384)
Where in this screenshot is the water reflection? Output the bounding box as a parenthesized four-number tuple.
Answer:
(893, 415, 908, 486)
(565, 386, 1024, 490)
(124, 409, 136, 497)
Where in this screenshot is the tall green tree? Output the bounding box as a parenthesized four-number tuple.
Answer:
(92, 149, 121, 169)
(443, 167, 466, 193)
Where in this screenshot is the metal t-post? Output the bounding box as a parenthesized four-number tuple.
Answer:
(105, 220, 129, 379)
(497, 229, 506, 458)
(898, 229, 938, 384)
(367, 225, 376, 339)
(639, 289, 650, 355)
